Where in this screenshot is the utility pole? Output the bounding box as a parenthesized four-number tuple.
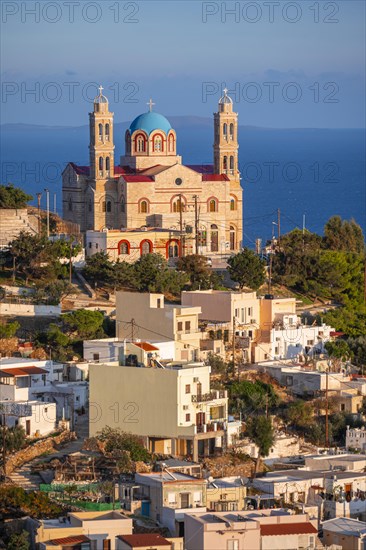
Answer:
(131, 318, 135, 342)
(44, 188, 50, 238)
(53, 193, 57, 214)
(268, 253, 273, 295)
(36, 192, 42, 234)
(277, 208, 281, 248)
(193, 195, 199, 255)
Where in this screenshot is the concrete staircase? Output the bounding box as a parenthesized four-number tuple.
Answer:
(0, 208, 39, 248)
(8, 461, 41, 491)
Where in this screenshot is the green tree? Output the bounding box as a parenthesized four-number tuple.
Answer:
(207, 353, 227, 375)
(230, 380, 279, 415)
(84, 251, 115, 286)
(134, 253, 168, 292)
(177, 254, 221, 290)
(245, 416, 274, 477)
(227, 248, 266, 290)
(0, 184, 32, 209)
(0, 320, 19, 339)
(62, 309, 105, 340)
(324, 216, 365, 254)
(271, 229, 323, 294)
(286, 400, 314, 429)
(7, 531, 30, 550)
(97, 426, 151, 463)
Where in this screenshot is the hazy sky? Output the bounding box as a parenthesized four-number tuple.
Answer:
(1, 0, 365, 127)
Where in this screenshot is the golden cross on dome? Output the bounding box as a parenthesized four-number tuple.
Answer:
(98, 85, 104, 95)
(223, 87, 228, 96)
(147, 98, 155, 112)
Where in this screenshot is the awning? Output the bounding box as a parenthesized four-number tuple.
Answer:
(0, 366, 48, 377)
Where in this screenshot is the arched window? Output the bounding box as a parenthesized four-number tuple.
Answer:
(99, 156, 103, 171)
(172, 197, 185, 213)
(167, 239, 179, 258)
(230, 226, 235, 250)
(106, 157, 110, 171)
(106, 201, 112, 213)
(208, 198, 217, 213)
(230, 156, 234, 171)
(139, 200, 149, 214)
(68, 198, 72, 211)
(118, 240, 130, 255)
(229, 123, 234, 137)
(105, 123, 110, 139)
(223, 156, 227, 171)
(121, 197, 125, 212)
(98, 123, 103, 139)
(211, 224, 219, 252)
(198, 228, 207, 247)
(154, 135, 163, 152)
(168, 134, 175, 153)
(141, 239, 152, 255)
(230, 197, 237, 211)
(223, 123, 227, 136)
(137, 136, 146, 152)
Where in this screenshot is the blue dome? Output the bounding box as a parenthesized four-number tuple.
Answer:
(129, 112, 172, 135)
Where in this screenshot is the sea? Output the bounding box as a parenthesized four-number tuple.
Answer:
(1, 119, 365, 247)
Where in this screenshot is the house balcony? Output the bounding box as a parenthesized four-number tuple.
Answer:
(191, 390, 227, 403)
(195, 420, 226, 434)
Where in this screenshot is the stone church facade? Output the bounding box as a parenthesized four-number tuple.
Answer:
(62, 88, 243, 260)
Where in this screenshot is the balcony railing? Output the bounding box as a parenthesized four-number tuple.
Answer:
(192, 390, 227, 402)
(196, 421, 226, 433)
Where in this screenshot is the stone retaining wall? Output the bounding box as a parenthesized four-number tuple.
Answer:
(6, 430, 76, 475)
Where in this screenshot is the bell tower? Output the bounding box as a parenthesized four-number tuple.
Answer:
(89, 86, 115, 180)
(213, 89, 239, 182)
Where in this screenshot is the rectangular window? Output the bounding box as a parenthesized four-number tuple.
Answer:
(185, 321, 191, 331)
(157, 298, 161, 308)
(248, 307, 253, 317)
(102, 540, 111, 550)
(168, 492, 176, 504)
(93, 353, 100, 361)
(177, 322, 183, 332)
(186, 413, 190, 422)
(185, 384, 191, 394)
(227, 541, 239, 550)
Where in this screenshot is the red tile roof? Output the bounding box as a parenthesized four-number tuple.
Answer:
(133, 342, 159, 352)
(117, 534, 172, 548)
(260, 522, 318, 536)
(188, 164, 214, 173)
(330, 331, 345, 337)
(202, 174, 230, 181)
(0, 366, 48, 377)
(70, 162, 89, 176)
(49, 534, 90, 546)
(123, 175, 154, 182)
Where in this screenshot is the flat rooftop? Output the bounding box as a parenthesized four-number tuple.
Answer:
(322, 517, 366, 536)
(258, 469, 366, 482)
(137, 472, 202, 483)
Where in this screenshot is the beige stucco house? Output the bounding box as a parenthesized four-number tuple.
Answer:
(89, 362, 228, 461)
(116, 292, 202, 362)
